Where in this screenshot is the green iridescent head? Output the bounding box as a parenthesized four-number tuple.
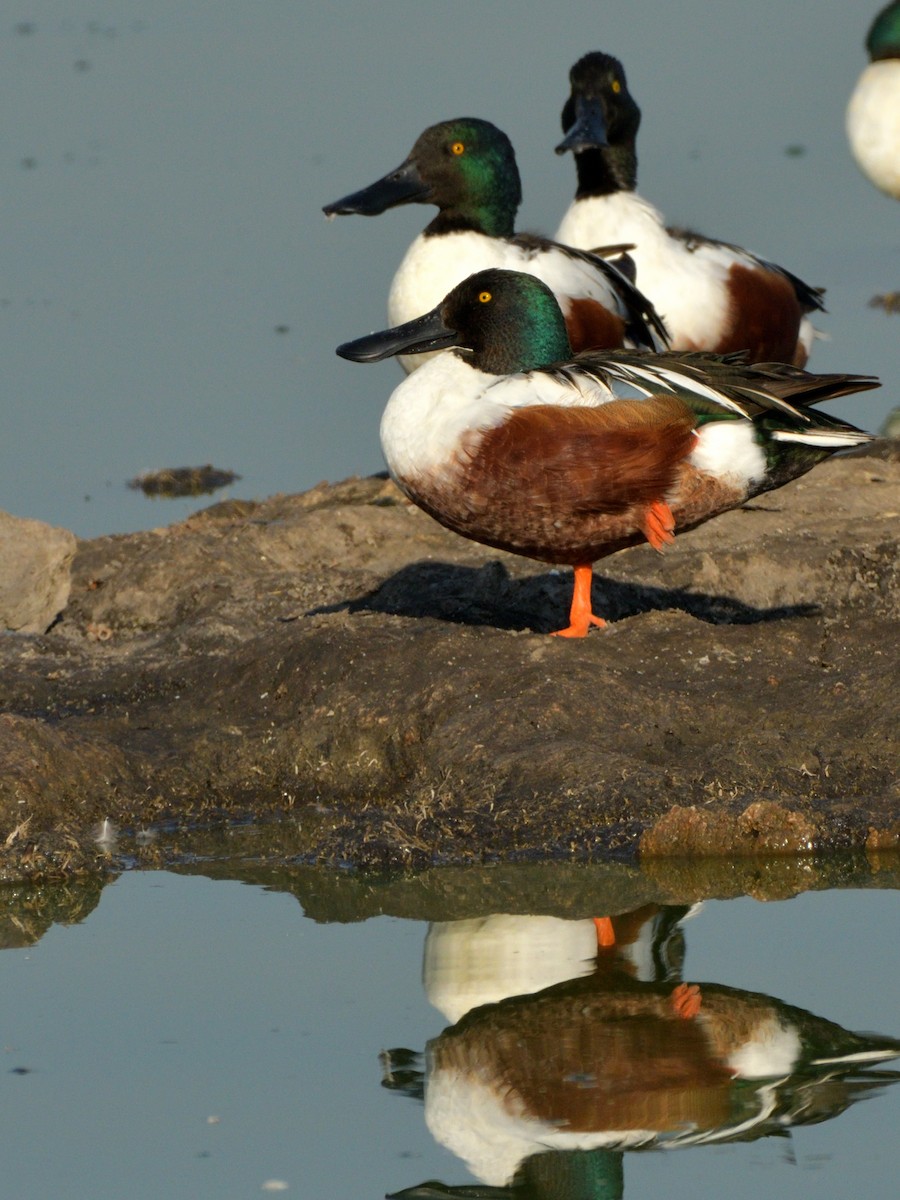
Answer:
(336, 268, 572, 375)
(407, 117, 522, 237)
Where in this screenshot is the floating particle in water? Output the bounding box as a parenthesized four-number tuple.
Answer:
(128, 464, 241, 499)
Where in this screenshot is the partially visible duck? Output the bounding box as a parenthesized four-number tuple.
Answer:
(423, 905, 696, 1026)
(337, 269, 874, 637)
(555, 52, 825, 365)
(385, 908, 900, 1196)
(847, 2, 900, 199)
(324, 116, 666, 372)
(423, 968, 900, 1183)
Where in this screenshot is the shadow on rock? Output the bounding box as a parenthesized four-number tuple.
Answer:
(315, 560, 819, 632)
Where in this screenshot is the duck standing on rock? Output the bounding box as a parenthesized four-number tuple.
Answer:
(324, 116, 667, 374)
(555, 52, 825, 366)
(847, 1, 900, 200)
(336, 268, 875, 637)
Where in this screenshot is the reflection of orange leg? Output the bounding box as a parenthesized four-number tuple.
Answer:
(551, 564, 606, 638)
(641, 500, 676, 552)
(671, 982, 702, 1019)
(594, 917, 616, 948)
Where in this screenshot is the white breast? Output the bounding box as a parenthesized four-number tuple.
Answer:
(556, 188, 663, 252)
(847, 60, 900, 198)
(557, 191, 740, 348)
(379, 353, 506, 482)
(388, 228, 631, 372)
(379, 354, 614, 482)
(388, 230, 500, 328)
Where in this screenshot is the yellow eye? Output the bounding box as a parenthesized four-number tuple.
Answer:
(478, 291, 492, 304)
(451, 141, 465, 156)
(612, 79, 621, 94)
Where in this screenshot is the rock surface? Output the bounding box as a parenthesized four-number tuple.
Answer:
(0, 510, 76, 634)
(0, 453, 898, 881)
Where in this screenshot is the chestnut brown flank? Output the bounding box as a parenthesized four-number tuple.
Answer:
(471, 399, 695, 512)
(432, 987, 734, 1132)
(562, 296, 628, 351)
(400, 397, 703, 565)
(720, 264, 805, 364)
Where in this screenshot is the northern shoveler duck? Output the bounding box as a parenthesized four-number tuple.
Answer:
(323, 116, 667, 373)
(422, 967, 900, 1182)
(336, 269, 875, 637)
(555, 52, 825, 366)
(385, 910, 900, 1195)
(847, 2, 900, 199)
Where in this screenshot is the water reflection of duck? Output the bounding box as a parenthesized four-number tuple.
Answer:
(384, 903, 900, 1200)
(424, 905, 693, 1025)
(389, 1153, 625, 1200)
(426, 971, 900, 1185)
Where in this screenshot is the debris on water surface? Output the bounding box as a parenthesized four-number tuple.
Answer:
(128, 464, 241, 499)
(869, 292, 900, 315)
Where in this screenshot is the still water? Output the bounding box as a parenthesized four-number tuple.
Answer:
(2, 2, 898, 539)
(1, 867, 897, 1200)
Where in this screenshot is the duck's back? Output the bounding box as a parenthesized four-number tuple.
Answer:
(557, 190, 813, 363)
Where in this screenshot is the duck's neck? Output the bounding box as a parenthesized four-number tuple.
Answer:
(573, 143, 638, 199)
(469, 320, 571, 376)
(424, 168, 519, 240)
(424, 207, 513, 237)
(424, 205, 515, 238)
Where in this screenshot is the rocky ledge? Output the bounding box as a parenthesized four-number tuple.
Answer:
(1, 451, 898, 882)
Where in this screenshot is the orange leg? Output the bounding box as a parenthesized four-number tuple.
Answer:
(641, 499, 676, 553)
(594, 917, 616, 948)
(551, 564, 606, 638)
(671, 982, 702, 1020)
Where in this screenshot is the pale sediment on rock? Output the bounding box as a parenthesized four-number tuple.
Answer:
(0, 510, 76, 634)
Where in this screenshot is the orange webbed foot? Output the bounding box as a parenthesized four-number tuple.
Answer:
(551, 564, 606, 638)
(551, 613, 606, 638)
(671, 982, 702, 1020)
(641, 499, 676, 553)
(594, 916, 616, 949)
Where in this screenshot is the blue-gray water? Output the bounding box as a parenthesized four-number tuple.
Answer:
(2, 2, 898, 539)
(1, 871, 898, 1199)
